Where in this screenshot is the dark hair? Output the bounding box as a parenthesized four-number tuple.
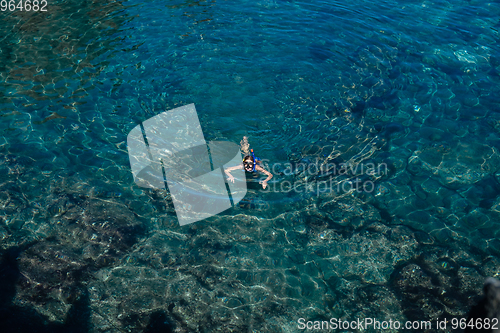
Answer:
(243, 156, 254, 164)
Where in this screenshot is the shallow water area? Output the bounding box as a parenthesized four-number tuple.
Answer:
(1, 0, 500, 331)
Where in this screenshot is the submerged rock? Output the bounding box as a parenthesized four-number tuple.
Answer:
(466, 277, 500, 333)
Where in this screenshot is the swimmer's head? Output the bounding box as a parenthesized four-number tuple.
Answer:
(243, 155, 254, 172)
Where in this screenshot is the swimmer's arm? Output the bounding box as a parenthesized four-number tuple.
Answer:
(224, 164, 243, 182)
(224, 165, 243, 175)
(256, 165, 273, 182)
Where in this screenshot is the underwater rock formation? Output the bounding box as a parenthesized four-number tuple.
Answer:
(466, 277, 500, 333)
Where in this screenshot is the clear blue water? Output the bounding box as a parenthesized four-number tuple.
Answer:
(1, 0, 500, 331)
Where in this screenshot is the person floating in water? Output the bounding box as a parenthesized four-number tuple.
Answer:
(224, 136, 273, 189)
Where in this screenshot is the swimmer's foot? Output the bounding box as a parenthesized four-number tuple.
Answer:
(240, 136, 250, 155)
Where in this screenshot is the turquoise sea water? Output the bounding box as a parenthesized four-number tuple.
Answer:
(1, 0, 500, 331)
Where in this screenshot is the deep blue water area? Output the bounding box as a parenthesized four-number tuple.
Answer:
(1, 0, 500, 331)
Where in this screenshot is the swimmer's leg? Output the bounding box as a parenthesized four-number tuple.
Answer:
(240, 136, 250, 155)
